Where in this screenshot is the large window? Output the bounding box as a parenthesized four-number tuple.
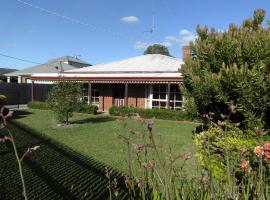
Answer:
(152, 84, 167, 109)
(91, 85, 99, 106)
(146, 84, 183, 110)
(169, 85, 182, 110)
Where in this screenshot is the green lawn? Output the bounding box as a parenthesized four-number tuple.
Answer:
(13, 109, 198, 172)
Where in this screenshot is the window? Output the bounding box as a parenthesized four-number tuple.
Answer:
(169, 85, 182, 110)
(152, 84, 168, 109)
(91, 85, 99, 106)
(146, 84, 182, 110)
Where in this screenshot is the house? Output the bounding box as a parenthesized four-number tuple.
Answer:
(31, 54, 184, 111)
(5, 56, 91, 83)
(0, 68, 17, 82)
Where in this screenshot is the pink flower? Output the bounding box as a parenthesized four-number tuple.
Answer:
(240, 160, 249, 169)
(178, 152, 191, 161)
(263, 143, 270, 151)
(142, 160, 156, 169)
(240, 160, 251, 173)
(263, 143, 270, 160)
(254, 146, 264, 157)
(134, 144, 145, 152)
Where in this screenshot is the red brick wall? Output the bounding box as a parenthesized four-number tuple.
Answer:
(98, 83, 146, 111)
(128, 84, 145, 109)
(99, 84, 113, 111)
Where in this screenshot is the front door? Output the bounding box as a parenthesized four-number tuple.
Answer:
(113, 84, 125, 106)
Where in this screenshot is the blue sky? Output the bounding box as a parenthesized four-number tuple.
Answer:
(1, 0, 270, 69)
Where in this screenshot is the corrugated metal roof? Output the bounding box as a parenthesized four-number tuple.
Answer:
(48, 56, 90, 65)
(0, 68, 17, 76)
(67, 54, 183, 73)
(5, 56, 91, 76)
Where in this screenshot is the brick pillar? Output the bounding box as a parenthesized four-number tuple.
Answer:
(166, 83, 171, 109)
(125, 83, 128, 106)
(88, 82, 92, 105)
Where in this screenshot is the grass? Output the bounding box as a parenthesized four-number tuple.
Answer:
(1, 109, 198, 199)
(13, 109, 198, 173)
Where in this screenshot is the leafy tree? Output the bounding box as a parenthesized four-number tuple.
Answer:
(144, 44, 172, 57)
(181, 9, 270, 129)
(47, 81, 84, 124)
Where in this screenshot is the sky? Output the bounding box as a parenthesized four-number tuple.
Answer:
(0, 0, 270, 69)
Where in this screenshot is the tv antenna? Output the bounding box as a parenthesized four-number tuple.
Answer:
(143, 0, 155, 46)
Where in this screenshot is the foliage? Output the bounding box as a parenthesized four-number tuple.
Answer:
(47, 82, 84, 124)
(109, 106, 193, 121)
(28, 100, 98, 115)
(0, 105, 40, 200)
(119, 113, 270, 199)
(77, 104, 98, 115)
(14, 109, 197, 173)
(144, 44, 172, 57)
(0, 94, 7, 107)
(27, 101, 50, 110)
(181, 9, 270, 129)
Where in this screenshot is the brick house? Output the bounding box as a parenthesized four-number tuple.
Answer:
(31, 54, 184, 112)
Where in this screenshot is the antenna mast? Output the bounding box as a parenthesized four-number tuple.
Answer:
(150, 0, 155, 54)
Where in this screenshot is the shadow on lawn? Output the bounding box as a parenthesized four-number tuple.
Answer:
(72, 116, 116, 125)
(0, 121, 129, 200)
(11, 110, 32, 120)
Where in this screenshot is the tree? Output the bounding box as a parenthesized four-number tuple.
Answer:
(181, 9, 270, 129)
(47, 81, 84, 124)
(144, 44, 172, 57)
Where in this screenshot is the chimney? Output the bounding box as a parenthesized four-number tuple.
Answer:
(182, 45, 191, 61)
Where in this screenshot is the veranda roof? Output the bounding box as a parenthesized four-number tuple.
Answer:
(31, 54, 183, 83)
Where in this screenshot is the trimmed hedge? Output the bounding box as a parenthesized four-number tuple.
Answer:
(109, 106, 193, 121)
(27, 101, 50, 110)
(77, 104, 98, 115)
(27, 101, 98, 115)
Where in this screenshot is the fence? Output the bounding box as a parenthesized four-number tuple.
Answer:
(0, 83, 53, 105)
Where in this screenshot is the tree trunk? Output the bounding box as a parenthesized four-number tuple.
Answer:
(66, 112, 69, 125)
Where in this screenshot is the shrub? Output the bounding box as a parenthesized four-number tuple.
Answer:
(27, 101, 50, 110)
(181, 9, 270, 129)
(77, 104, 98, 115)
(109, 106, 192, 121)
(47, 82, 84, 124)
(0, 95, 7, 107)
(28, 100, 98, 115)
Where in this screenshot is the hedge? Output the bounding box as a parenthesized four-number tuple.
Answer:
(109, 106, 194, 121)
(27, 101, 50, 110)
(77, 104, 98, 115)
(27, 101, 98, 115)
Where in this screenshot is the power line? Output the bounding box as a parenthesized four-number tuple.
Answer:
(16, 0, 137, 41)
(0, 53, 42, 65)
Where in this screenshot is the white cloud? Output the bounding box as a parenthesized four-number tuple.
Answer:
(121, 16, 140, 24)
(164, 36, 180, 44)
(179, 29, 192, 36)
(133, 41, 149, 50)
(160, 41, 172, 47)
(133, 30, 197, 51)
(181, 35, 197, 45)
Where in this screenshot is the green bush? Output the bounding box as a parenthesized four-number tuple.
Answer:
(77, 104, 98, 115)
(109, 106, 192, 121)
(28, 101, 98, 115)
(27, 101, 50, 110)
(181, 9, 270, 129)
(0, 95, 7, 107)
(194, 123, 261, 181)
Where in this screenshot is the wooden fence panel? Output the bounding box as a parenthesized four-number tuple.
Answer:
(0, 83, 52, 105)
